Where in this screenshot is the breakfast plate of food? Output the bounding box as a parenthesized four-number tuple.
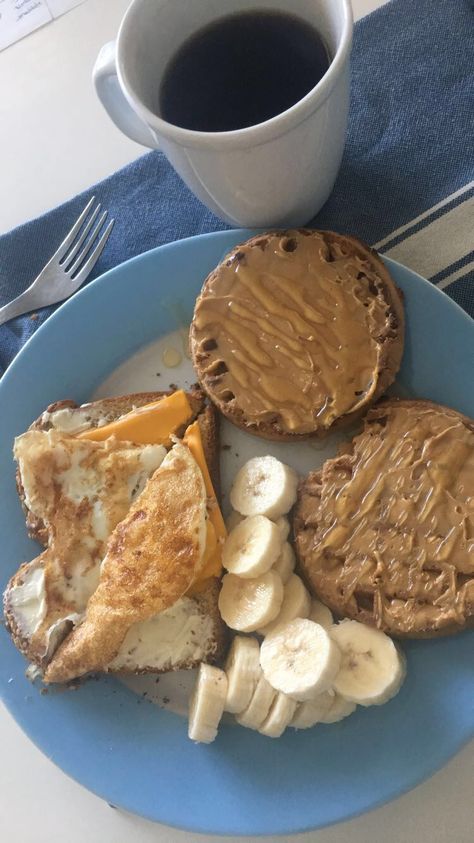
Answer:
(0, 229, 472, 836)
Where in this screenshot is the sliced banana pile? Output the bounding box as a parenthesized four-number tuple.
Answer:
(188, 618, 406, 742)
(187, 456, 406, 743)
(219, 455, 302, 632)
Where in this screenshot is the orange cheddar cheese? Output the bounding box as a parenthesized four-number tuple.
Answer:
(75, 392, 225, 589)
(183, 420, 226, 581)
(77, 390, 193, 445)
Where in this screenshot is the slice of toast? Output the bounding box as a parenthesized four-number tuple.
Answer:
(19, 388, 210, 546)
(294, 398, 474, 638)
(4, 387, 227, 675)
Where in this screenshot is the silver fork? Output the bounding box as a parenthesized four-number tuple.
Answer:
(0, 197, 114, 326)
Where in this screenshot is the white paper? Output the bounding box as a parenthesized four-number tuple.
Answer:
(0, 0, 52, 51)
(46, 0, 85, 18)
(0, 0, 85, 51)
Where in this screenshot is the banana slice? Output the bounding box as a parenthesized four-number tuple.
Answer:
(188, 663, 228, 743)
(319, 692, 356, 723)
(222, 515, 282, 578)
(224, 636, 261, 714)
(230, 455, 298, 519)
(259, 574, 311, 636)
(260, 618, 341, 701)
(218, 571, 284, 632)
(290, 691, 334, 729)
(236, 675, 276, 729)
(274, 516, 290, 542)
(308, 599, 334, 630)
(330, 620, 406, 706)
(272, 541, 295, 585)
(259, 693, 297, 738)
(226, 510, 244, 532)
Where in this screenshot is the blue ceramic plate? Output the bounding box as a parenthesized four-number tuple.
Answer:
(0, 231, 473, 836)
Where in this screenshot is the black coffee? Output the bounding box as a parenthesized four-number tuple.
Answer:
(159, 11, 330, 132)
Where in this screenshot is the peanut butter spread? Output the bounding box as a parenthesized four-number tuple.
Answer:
(295, 401, 474, 636)
(192, 231, 399, 435)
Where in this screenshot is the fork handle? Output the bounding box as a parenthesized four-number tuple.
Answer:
(0, 291, 41, 326)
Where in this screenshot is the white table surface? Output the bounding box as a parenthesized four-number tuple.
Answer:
(1, 1, 473, 840)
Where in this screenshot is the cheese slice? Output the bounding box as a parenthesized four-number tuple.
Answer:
(77, 390, 192, 445)
(75, 392, 225, 585)
(183, 420, 226, 581)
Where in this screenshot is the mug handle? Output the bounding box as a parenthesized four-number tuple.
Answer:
(93, 41, 157, 148)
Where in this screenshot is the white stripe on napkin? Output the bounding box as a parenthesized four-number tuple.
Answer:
(373, 180, 474, 251)
(375, 193, 474, 283)
(437, 259, 474, 290)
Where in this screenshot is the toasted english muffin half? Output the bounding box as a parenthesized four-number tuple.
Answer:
(293, 399, 474, 638)
(190, 230, 405, 442)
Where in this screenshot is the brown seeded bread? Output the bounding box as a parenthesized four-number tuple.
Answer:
(293, 398, 474, 638)
(190, 229, 405, 442)
(5, 387, 228, 673)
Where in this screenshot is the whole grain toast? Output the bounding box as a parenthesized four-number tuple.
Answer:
(190, 230, 405, 441)
(293, 398, 474, 638)
(4, 387, 228, 674)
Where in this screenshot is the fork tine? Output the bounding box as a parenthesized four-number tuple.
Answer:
(60, 203, 101, 268)
(67, 210, 108, 277)
(51, 196, 96, 262)
(69, 219, 115, 285)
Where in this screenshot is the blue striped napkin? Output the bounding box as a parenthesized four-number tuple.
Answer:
(1, 0, 473, 376)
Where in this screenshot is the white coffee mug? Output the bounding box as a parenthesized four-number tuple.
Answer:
(93, 0, 353, 227)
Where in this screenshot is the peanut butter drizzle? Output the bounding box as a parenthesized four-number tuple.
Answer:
(313, 404, 474, 633)
(193, 232, 393, 434)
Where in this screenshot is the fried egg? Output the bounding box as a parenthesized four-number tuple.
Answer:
(10, 429, 166, 663)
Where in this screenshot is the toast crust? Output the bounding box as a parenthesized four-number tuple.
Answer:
(294, 398, 474, 638)
(190, 230, 405, 441)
